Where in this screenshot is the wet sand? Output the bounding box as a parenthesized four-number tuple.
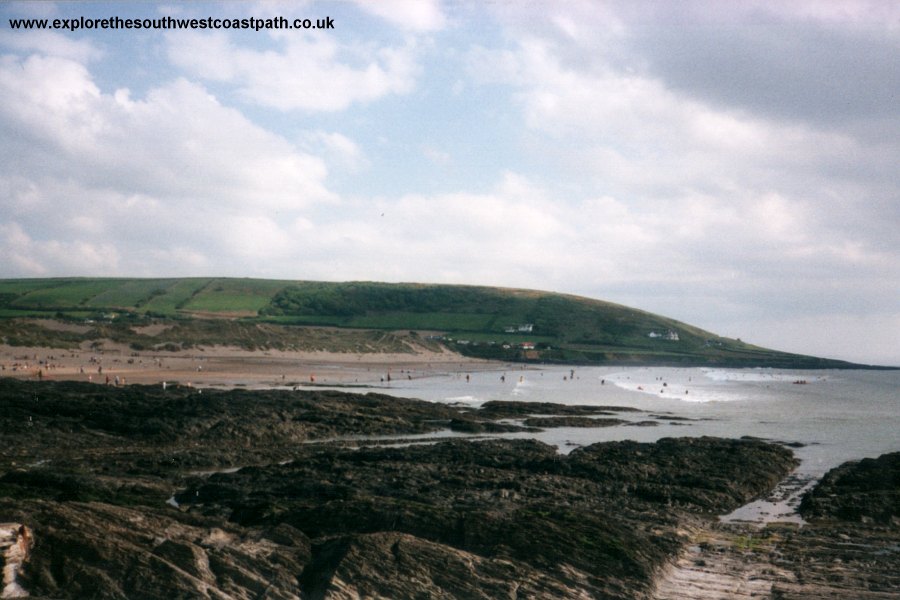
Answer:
(0, 342, 505, 389)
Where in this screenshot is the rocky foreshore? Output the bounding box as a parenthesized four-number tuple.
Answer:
(653, 451, 900, 599)
(0, 379, 895, 598)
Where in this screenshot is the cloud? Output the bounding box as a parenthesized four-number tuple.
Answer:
(0, 222, 120, 276)
(0, 51, 335, 275)
(254, 173, 572, 285)
(352, 0, 446, 32)
(165, 30, 419, 111)
(305, 131, 368, 171)
(1, 53, 332, 205)
(629, 12, 900, 129)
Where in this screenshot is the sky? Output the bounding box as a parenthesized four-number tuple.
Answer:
(0, 1, 898, 366)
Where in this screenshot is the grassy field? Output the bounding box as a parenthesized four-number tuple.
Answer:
(6, 279, 126, 309)
(180, 278, 287, 314)
(0, 277, 871, 368)
(139, 278, 212, 314)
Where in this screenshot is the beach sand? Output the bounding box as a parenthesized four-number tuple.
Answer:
(0, 342, 504, 389)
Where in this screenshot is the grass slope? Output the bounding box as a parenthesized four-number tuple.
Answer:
(0, 277, 871, 368)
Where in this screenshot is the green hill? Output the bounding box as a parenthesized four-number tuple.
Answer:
(0, 277, 872, 368)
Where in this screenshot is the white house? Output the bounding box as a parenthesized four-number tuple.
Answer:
(648, 330, 680, 341)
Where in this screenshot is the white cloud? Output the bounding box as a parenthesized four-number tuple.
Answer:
(265, 173, 572, 285)
(166, 30, 419, 111)
(0, 51, 335, 275)
(0, 54, 333, 209)
(467, 20, 897, 247)
(306, 131, 367, 171)
(0, 54, 103, 149)
(352, 0, 446, 32)
(0, 222, 120, 276)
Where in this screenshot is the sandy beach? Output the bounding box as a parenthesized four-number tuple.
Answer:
(0, 342, 506, 389)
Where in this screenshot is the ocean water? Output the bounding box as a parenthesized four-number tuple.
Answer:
(364, 366, 900, 523)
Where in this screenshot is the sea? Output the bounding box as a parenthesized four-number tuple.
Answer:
(352, 366, 900, 525)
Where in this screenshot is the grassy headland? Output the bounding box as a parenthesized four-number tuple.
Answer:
(0, 277, 878, 368)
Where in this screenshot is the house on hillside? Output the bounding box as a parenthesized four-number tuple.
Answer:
(504, 323, 534, 333)
(648, 330, 680, 341)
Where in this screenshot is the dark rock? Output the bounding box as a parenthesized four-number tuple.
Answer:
(566, 437, 798, 512)
(300, 531, 604, 600)
(522, 416, 627, 427)
(758, 453, 900, 597)
(447, 417, 536, 433)
(0, 378, 799, 599)
(478, 400, 641, 417)
(3, 498, 306, 599)
(173, 437, 796, 596)
(800, 452, 900, 524)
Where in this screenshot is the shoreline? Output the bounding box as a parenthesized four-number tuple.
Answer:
(0, 342, 514, 388)
(3, 340, 892, 393)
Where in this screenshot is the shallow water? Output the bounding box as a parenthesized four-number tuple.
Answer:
(350, 366, 900, 523)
